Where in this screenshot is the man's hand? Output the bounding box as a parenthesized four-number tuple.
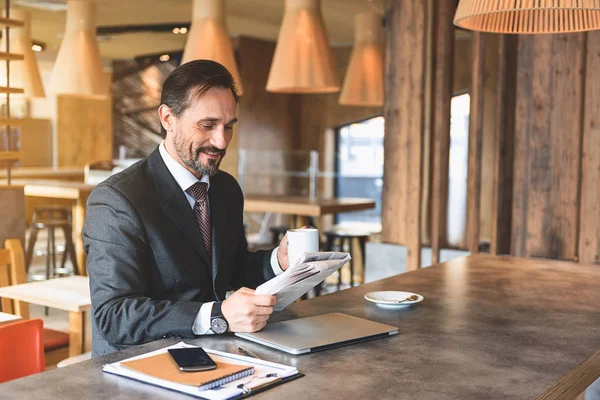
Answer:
(276, 231, 290, 271)
(276, 226, 307, 271)
(221, 287, 277, 332)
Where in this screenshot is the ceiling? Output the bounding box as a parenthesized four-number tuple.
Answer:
(18, 0, 386, 59)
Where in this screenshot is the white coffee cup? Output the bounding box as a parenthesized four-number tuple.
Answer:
(286, 228, 319, 267)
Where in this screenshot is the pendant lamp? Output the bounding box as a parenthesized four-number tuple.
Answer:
(182, 0, 243, 95)
(339, 12, 383, 107)
(266, 0, 339, 93)
(1, 8, 45, 98)
(47, 0, 107, 96)
(454, 0, 600, 34)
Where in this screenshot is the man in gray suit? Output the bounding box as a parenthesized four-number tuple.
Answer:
(83, 60, 290, 356)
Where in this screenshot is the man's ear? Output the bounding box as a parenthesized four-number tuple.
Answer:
(158, 104, 174, 133)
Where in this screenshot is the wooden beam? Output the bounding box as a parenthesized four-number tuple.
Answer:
(579, 31, 600, 264)
(490, 35, 517, 256)
(512, 34, 585, 259)
(430, 1, 455, 265)
(382, 0, 428, 271)
(467, 32, 485, 254)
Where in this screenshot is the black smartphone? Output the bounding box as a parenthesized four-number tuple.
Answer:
(167, 347, 217, 372)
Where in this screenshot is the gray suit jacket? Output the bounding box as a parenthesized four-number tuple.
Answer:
(82, 148, 274, 357)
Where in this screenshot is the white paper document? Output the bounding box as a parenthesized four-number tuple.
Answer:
(103, 342, 298, 400)
(256, 251, 351, 311)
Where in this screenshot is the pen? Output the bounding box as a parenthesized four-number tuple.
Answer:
(236, 344, 261, 360)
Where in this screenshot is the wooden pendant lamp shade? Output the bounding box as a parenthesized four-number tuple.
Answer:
(454, 0, 600, 34)
(1, 9, 45, 98)
(182, 0, 243, 94)
(339, 12, 383, 107)
(47, 0, 107, 96)
(266, 0, 339, 93)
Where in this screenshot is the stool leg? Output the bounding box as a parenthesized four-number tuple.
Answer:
(46, 228, 52, 280)
(25, 226, 39, 273)
(61, 224, 79, 275)
(348, 238, 355, 287)
(337, 238, 344, 289)
(60, 228, 68, 271)
(50, 227, 57, 279)
(359, 237, 367, 284)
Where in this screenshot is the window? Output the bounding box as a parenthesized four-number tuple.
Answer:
(335, 116, 384, 227)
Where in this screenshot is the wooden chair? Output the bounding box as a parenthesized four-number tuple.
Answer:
(0, 319, 45, 383)
(0, 239, 70, 367)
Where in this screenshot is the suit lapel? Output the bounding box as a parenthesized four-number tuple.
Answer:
(209, 173, 227, 296)
(147, 148, 211, 267)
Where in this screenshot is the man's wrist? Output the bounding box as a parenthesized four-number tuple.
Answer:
(271, 247, 284, 275)
(193, 302, 215, 335)
(210, 301, 229, 334)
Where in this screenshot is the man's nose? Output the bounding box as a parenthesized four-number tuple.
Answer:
(210, 127, 228, 150)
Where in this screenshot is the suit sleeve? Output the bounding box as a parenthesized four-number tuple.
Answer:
(83, 184, 202, 346)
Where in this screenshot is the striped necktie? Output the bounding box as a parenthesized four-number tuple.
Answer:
(186, 182, 212, 258)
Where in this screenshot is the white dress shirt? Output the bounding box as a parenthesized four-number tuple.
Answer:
(158, 142, 282, 335)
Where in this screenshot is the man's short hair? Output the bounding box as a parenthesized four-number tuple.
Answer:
(160, 59, 240, 137)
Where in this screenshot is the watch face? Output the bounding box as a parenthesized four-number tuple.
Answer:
(211, 318, 228, 334)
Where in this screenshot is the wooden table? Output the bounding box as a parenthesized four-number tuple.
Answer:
(0, 167, 85, 181)
(0, 311, 21, 326)
(1, 255, 598, 399)
(18, 180, 95, 276)
(244, 195, 376, 227)
(0, 276, 91, 357)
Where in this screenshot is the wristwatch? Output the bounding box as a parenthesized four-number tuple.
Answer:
(210, 302, 229, 334)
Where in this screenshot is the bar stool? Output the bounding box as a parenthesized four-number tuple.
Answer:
(323, 229, 370, 290)
(25, 205, 78, 279)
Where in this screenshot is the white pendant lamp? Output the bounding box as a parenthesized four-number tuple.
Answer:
(339, 12, 383, 107)
(182, 0, 243, 95)
(1, 8, 45, 98)
(266, 0, 339, 93)
(47, 0, 107, 96)
(454, 0, 600, 34)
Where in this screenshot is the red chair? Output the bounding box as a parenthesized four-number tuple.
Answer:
(0, 319, 45, 383)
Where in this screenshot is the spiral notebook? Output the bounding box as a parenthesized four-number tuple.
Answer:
(103, 342, 300, 400)
(120, 352, 254, 391)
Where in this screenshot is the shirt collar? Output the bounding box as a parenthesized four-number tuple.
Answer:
(159, 141, 210, 193)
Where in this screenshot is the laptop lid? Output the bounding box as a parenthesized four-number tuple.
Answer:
(235, 313, 398, 355)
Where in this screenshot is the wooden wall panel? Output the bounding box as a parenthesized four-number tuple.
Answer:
(490, 35, 517, 256)
(19, 119, 52, 167)
(56, 94, 113, 167)
(237, 37, 299, 152)
(579, 31, 600, 264)
(430, 0, 455, 265)
(466, 32, 484, 254)
(382, 0, 428, 271)
(512, 34, 585, 260)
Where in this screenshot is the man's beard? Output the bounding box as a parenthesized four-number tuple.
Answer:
(174, 136, 226, 177)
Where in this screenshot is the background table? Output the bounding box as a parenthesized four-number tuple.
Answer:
(0, 311, 21, 326)
(244, 195, 376, 227)
(0, 276, 91, 357)
(1, 255, 598, 399)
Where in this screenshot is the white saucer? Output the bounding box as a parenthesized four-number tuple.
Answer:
(364, 291, 424, 308)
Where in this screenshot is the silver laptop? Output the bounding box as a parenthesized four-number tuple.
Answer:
(235, 313, 398, 355)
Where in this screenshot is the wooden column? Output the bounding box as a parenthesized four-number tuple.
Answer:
(579, 31, 600, 264)
(490, 35, 517, 256)
(382, 0, 428, 271)
(430, 1, 455, 265)
(512, 34, 585, 260)
(466, 32, 484, 254)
